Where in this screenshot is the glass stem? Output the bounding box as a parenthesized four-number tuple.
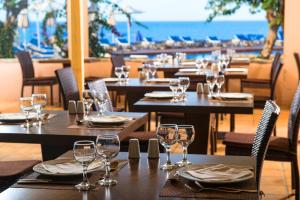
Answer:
(104, 160, 111, 181)
(82, 164, 88, 184)
(182, 146, 188, 162)
(25, 111, 29, 127)
(166, 148, 171, 165)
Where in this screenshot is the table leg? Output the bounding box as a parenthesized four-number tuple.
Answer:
(41, 144, 72, 161)
(184, 113, 211, 154)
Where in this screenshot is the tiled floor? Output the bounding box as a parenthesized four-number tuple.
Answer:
(0, 105, 298, 199)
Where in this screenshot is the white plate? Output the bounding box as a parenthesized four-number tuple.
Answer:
(86, 115, 131, 125)
(102, 78, 119, 82)
(144, 92, 174, 99)
(224, 68, 247, 72)
(33, 159, 104, 176)
(179, 68, 198, 72)
(177, 164, 254, 184)
(0, 113, 36, 123)
(181, 61, 196, 66)
(213, 93, 253, 100)
(145, 78, 176, 83)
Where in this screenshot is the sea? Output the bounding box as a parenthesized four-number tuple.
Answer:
(16, 20, 270, 44)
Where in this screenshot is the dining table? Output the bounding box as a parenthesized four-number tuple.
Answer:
(37, 58, 102, 68)
(0, 152, 258, 200)
(133, 92, 253, 154)
(0, 111, 147, 161)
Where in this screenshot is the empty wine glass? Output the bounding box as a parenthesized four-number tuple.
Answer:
(94, 91, 108, 116)
(73, 140, 96, 191)
(148, 65, 157, 79)
(156, 124, 178, 170)
(169, 79, 180, 103)
(96, 134, 120, 186)
(222, 55, 231, 69)
(195, 58, 203, 74)
(122, 65, 131, 82)
(20, 97, 34, 128)
(216, 74, 225, 95)
(143, 63, 150, 80)
(115, 67, 123, 82)
(178, 77, 190, 101)
(176, 125, 195, 167)
(82, 90, 95, 118)
(206, 73, 217, 97)
(201, 58, 209, 71)
(32, 94, 47, 126)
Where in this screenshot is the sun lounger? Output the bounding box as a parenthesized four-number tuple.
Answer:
(115, 38, 130, 48)
(207, 36, 221, 45)
(181, 36, 194, 45)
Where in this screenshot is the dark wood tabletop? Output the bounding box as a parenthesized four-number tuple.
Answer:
(133, 92, 253, 154)
(0, 111, 147, 161)
(0, 153, 258, 200)
(37, 58, 102, 67)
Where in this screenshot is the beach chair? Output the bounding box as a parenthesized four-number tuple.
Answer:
(247, 34, 265, 45)
(232, 34, 251, 46)
(166, 35, 183, 47)
(180, 36, 194, 45)
(115, 38, 130, 48)
(206, 36, 221, 46)
(99, 38, 111, 48)
(141, 37, 155, 48)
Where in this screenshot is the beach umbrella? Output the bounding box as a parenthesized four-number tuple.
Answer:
(123, 5, 143, 46)
(108, 11, 116, 43)
(135, 31, 143, 43)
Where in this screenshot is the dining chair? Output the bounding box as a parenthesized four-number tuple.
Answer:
(55, 68, 80, 110)
(16, 51, 59, 105)
(224, 83, 300, 199)
(0, 160, 40, 192)
(293, 52, 300, 81)
(87, 80, 157, 152)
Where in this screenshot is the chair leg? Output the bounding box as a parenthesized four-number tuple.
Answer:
(147, 112, 151, 131)
(50, 84, 54, 105)
(21, 84, 24, 97)
(58, 86, 61, 104)
(31, 85, 35, 94)
(273, 125, 277, 136)
(292, 158, 299, 199)
(230, 114, 235, 132)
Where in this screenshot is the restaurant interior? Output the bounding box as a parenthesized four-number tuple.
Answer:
(0, 0, 299, 199)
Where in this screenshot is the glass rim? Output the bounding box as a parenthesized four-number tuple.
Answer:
(74, 140, 95, 145)
(20, 97, 33, 100)
(158, 124, 178, 128)
(96, 134, 119, 139)
(177, 125, 195, 129)
(32, 93, 47, 97)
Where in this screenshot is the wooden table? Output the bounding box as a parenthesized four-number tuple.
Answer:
(133, 92, 253, 154)
(38, 58, 102, 68)
(0, 111, 147, 161)
(0, 153, 258, 200)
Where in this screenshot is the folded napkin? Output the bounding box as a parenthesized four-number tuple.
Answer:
(86, 115, 132, 123)
(224, 68, 248, 73)
(42, 160, 103, 174)
(186, 164, 253, 181)
(181, 61, 196, 66)
(178, 68, 198, 72)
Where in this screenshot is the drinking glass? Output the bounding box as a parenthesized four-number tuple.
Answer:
(206, 73, 217, 97)
(195, 58, 203, 74)
(94, 91, 108, 116)
(115, 67, 123, 82)
(32, 94, 47, 126)
(96, 134, 120, 186)
(148, 65, 157, 79)
(122, 65, 131, 81)
(169, 79, 180, 103)
(216, 75, 225, 95)
(201, 58, 209, 71)
(20, 97, 34, 128)
(143, 63, 150, 80)
(178, 77, 190, 101)
(73, 140, 96, 191)
(176, 125, 195, 167)
(156, 124, 178, 170)
(82, 90, 95, 118)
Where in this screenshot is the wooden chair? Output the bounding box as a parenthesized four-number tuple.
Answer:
(17, 51, 59, 105)
(224, 83, 300, 199)
(87, 80, 157, 152)
(293, 52, 300, 80)
(0, 160, 40, 192)
(55, 68, 80, 110)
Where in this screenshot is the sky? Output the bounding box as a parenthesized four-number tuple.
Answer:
(116, 0, 266, 21)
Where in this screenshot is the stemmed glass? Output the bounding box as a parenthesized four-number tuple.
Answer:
(169, 79, 180, 103)
(156, 124, 178, 170)
(82, 90, 95, 119)
(20, 97, 34, 128)
(222, 55, 230, 69)
(122, 65, 131, 82)
(178, 77, 190, 101)
(32, 94, 47, 126)
(216, 75, 225, 95)
(73, 140, 96, 191)
(143, 63, 150, 80)
(195, 58, 203, 74)
(94, 91, 108, 116)
(176, 125, 195, 167)
(115, 67, 123, 83)
(149, 65, 157, 79)
(206, 73, 217, 97)
(96, 134, 120, 186)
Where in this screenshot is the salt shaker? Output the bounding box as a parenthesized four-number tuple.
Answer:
(147, 139, 160, 159)
(196, 83, 204, 94)
(68, 100, 77, 114)
(128, 139, 140, 159)
(76, 101, 84, 114)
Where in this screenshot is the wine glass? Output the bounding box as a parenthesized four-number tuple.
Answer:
(115, 67, 123, 82)
(201, 58, 209, 71)
(157, 124, 178, 170)
(206, 73, 217, 97)
(143, 63, 150, 80)
(148, 65, 157, 79)
(96, 134, 120, 186)
(73, 140, 96, 191)
(32, 94, 47, 126)
(169, 79, 180, 103)
(223, 55, 231, 69)
(176, 125, 195, 167)
(82, 90, 95, 118)
(122, 65, 131, 82)
(94, 91, 108, 116)
(178, 77, 190, 101)
(195, 58, 203, 74)
(20, 97, 34, 128)
(216, 75, 225, 95)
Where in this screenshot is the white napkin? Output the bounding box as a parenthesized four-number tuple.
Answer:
(224, 68, 248, 72)
(187, 164, 253, 181)
(179, 68, 198, 72)
(42, 160, 103, 174)
(181, 61, 196, 66)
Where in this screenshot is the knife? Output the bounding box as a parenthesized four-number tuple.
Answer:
(17, 178, 79, 185)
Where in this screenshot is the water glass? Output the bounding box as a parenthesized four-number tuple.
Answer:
(32, 94, 47, 125)
(178, 77, 190, 100)
(176, 125, 195, 167)
(20, 97, 34, 128)
(216, 75, 225, 95)
(169, 79, 180, 103)
(94, 91, 108, 116)
(143, 63, 150, 80)
(122, 65, 131, 81)
(82, 90, 95, 118)
(73, 140, 96, 191)
(156, 124, 178, 170)
(96, 134, 120, 186)
(115, 67, 123, 82)
(206, 73, 217, 97)
(195, 58, 203, 73)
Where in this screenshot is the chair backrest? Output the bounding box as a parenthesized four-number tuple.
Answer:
(251, 100, 280, 191)
(87, 80, 113, 112)
(16, 51, 35, 80)
(293, 52, 300, 80)
(287, 83, 300, 153)
(270, 53, 283, 100)
(55, 68, 80, 110)
(111, 55, 125, 77)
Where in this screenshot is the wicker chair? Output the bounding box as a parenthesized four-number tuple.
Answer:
(55, 68, 80, 110)
(17, 51, 59, 105)
(224, 85, 300, 199)
(87, 80, 157, 152)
